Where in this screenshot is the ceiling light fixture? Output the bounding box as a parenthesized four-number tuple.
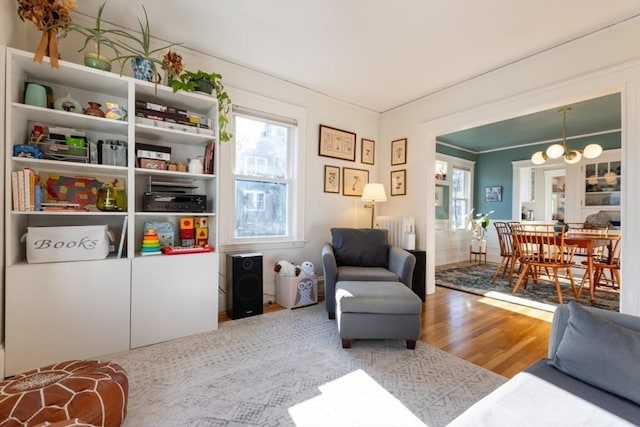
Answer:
(531, 107, 602, 165)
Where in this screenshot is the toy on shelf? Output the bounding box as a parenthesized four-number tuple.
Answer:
(140, 228, 162, 256)
(162, 245, 213, 255)
(180, 217, 195, 247)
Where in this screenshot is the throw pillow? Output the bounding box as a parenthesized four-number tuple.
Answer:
(331, 228, 389, 267)
(550, 301, 640, 405)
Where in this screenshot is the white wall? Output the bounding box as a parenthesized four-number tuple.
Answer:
(380, 16, 640, 315)
(7, 12, 381, 311)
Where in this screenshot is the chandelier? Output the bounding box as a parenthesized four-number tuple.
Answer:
(531, 107, 602, 165)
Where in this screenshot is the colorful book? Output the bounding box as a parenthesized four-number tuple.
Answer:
(11, 171, 19, 211)
(17, 170, 25, 211)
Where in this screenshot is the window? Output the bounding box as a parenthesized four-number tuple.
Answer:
(233, 114, 294, 238)
(436, 154, 474, 230)
(451, 167, 471, 229)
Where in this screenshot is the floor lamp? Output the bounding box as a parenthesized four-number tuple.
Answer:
(362, 183, 387, 228)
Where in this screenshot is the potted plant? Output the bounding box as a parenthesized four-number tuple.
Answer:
(62, 2, 127, 72)
(171, 70, 233, 142)
(111, 5, 181, 82)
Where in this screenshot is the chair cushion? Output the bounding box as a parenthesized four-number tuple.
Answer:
(550, 301, 640, 405)
(337, 266, 399, 282)
(331, 228, 389, 268)
(335, 281, 421, 315)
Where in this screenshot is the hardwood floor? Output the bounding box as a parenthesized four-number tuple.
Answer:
(220, 287, 553, 379)
(421, 286, 552, 378)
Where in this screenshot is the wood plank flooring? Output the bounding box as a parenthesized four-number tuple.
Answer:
(220, 286, 553, 378)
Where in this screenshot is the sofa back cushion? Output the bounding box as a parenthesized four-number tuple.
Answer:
(331, 228, 389, 268)
(550, 301, 640, 405)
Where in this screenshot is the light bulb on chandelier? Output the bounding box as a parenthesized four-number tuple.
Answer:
(530, 107, 602, 165)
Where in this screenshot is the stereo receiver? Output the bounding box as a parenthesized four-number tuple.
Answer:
(143, 192, 207, 212)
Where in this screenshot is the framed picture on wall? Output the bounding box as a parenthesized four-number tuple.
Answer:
(318, 124, 356, 161)
(324, 165, 340, 193)
(485, 185, 502, 202)
(361, 138, 375, 165)
(343, 167, 369, 196)
(391, 169, 406, 196)
(391, 138, 407, 165)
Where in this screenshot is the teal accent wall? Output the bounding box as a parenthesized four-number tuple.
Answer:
(439, 132, 621, 220)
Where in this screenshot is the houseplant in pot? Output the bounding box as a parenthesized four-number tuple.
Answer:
(62, 2, 126, 72)
(171, 70, 233, 142)
(111, 5, 181, 82)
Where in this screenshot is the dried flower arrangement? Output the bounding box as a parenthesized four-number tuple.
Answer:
(16, 0, 77, 68)
(162, 50, 184, 81)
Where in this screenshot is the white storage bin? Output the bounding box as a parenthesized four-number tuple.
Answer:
(23, 225, 113, 264)
(276, 274, 318, 309)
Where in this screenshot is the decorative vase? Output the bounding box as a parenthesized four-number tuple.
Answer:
(554, 220, 569, 234)
(105, 102, 127, 121)
(24, 83, 47, 108)
(131, 57, 154, 82)
(84, 102, 105, 118)
(471, 238, 487, 253)
(84, 52, 112, 72)
(54, 92, 82, 113)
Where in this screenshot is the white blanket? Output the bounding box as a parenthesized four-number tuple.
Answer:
(448, 372, 635, 427)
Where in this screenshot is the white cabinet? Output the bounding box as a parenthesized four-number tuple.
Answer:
(581, 149, 621, 217)
(5, 259, 130, 376)
(4, 48, 220, 374)
(131, 253, 218, 348)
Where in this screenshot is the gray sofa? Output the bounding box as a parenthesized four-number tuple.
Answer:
(449, 302, 640, 426)
(321, 228, 416, 319)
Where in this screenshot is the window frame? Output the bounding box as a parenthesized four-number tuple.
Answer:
(436, 154, 475, 231)
(218, 89, 307, 252)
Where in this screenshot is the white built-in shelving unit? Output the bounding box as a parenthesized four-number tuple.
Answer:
(4, 48, 220, 375)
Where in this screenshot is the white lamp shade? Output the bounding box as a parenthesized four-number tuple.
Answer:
(583, 143, 603, 159)
(361, 183, 387, 202)
(531, 151, 547, 165)
(546, 144, 565, 159)
(564, 150, 582, 164)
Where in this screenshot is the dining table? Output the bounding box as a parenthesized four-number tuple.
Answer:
(564, 231, 621, 302)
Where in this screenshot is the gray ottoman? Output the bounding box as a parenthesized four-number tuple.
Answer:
(335, 280, 422, 349)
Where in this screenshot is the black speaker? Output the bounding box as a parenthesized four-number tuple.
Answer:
(408, 250, 426, 301)
(226, 253, 263, 319)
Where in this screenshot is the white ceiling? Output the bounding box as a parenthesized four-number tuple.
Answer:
(75, 0, 640, 113)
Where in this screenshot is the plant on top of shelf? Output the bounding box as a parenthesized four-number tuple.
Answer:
(60, 2, 128, 72)
(16, 0, 76, 68)
(170, 70, 233, 142)
(110, 5, 181, 83)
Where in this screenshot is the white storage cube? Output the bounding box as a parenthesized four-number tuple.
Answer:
(276, 274, 318, 309)
(25, 225, 112, 263)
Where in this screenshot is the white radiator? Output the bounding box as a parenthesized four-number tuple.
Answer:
(374, 216, 415, 249)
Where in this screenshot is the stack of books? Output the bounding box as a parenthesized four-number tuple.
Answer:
(11, 168, 41, 212)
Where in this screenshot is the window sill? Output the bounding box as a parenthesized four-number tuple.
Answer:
(218, 239, 306, 253)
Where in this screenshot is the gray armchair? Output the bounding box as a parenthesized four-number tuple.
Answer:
(322, 228, 416, 319)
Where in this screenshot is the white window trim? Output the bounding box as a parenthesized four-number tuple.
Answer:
(436, 153, 475, 232)
(218, 87, 307, 252)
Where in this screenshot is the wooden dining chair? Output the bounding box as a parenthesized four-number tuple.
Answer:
(591, 234, 621, 291)
(564, 221, 610, 277)
(492, 221, 519, 284)
(510, 223, 578, 304)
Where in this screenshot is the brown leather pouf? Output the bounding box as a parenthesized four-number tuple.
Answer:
(0, 360, 128, 427)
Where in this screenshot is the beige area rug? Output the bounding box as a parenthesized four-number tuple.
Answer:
(107, 303, 506, 427)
